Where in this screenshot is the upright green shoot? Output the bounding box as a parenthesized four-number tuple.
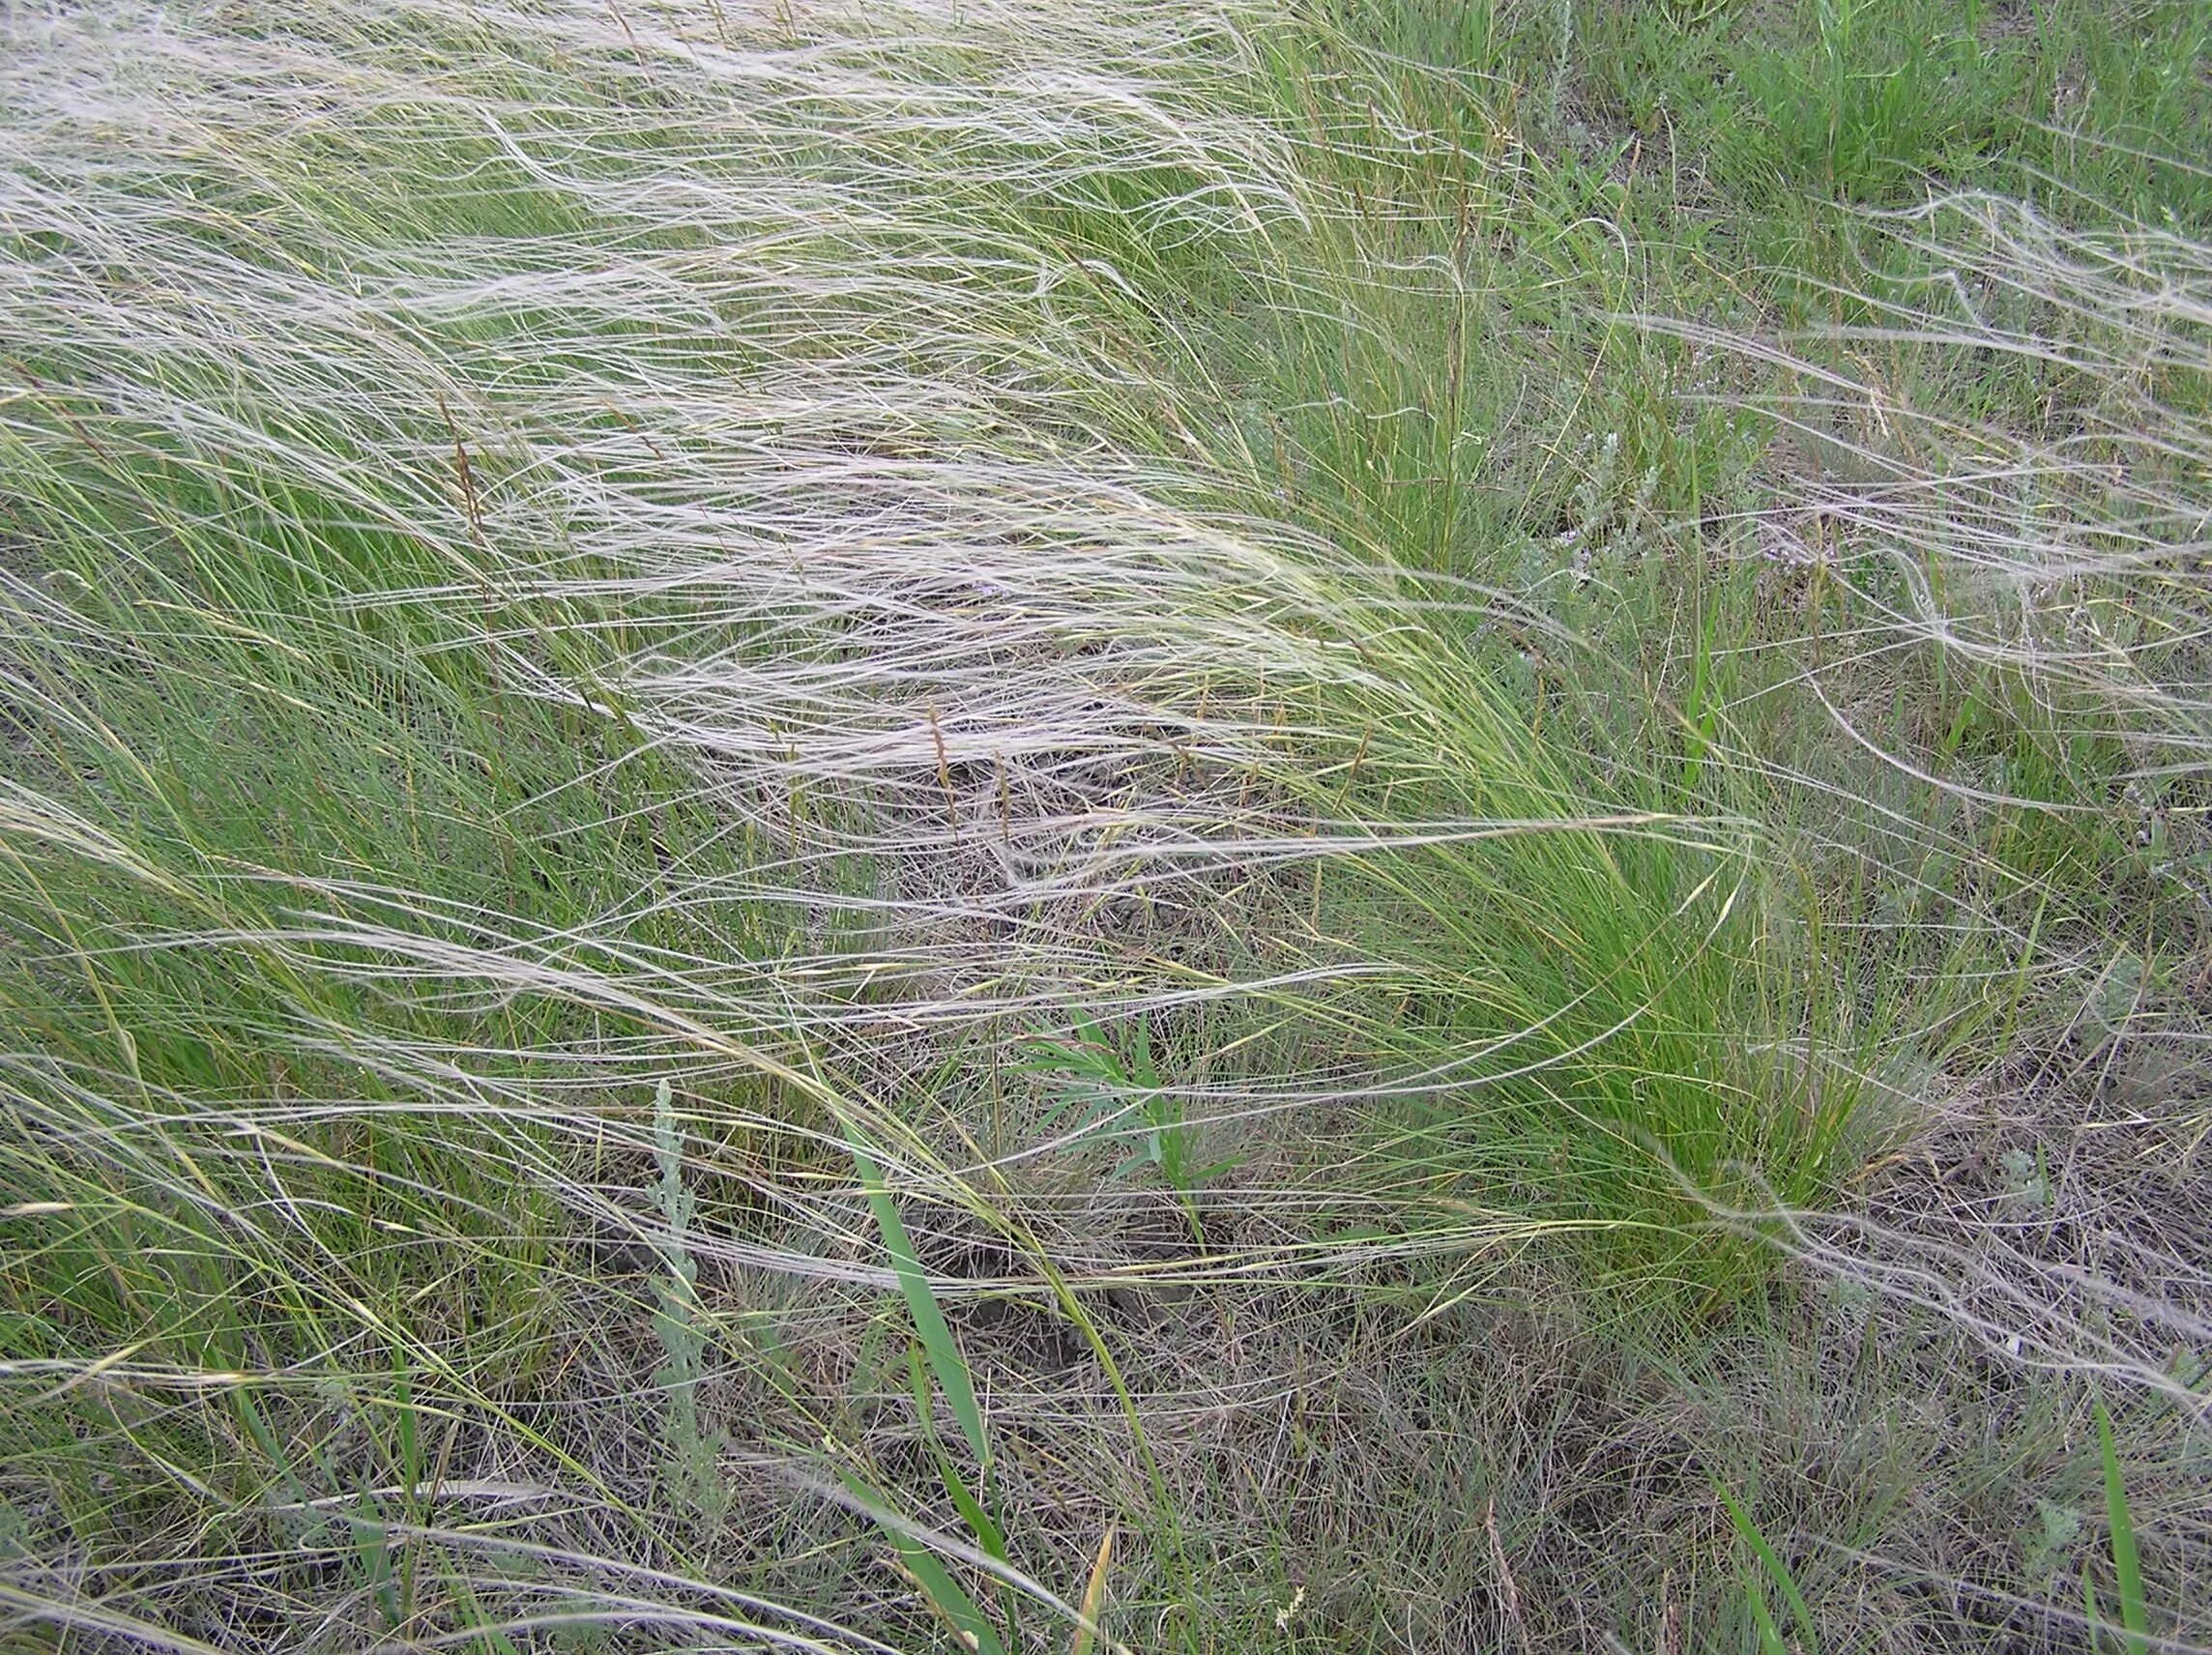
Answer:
(2090, 1398, 2150, 1655)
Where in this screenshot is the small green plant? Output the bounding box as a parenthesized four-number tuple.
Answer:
(836, 1127, 1136, 1655)
(2001, 1145, 2052, 1213)
(839, 1126, 1016, 1654)
(2085, 1397, 2150, 1655)
(649, 1079, 729, 1527)
(1019, 1016, 1235, 1242)
(1546, 0, 1574, 136)
(1718, 1481, 1818, 1655)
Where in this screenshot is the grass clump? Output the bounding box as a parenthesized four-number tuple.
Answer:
(2, 1, 2210, 1651)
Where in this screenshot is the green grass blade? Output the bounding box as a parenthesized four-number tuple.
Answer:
(2095, 1397, 2149, 1655)
(1745, 1583, 1789, 1655)
(1717, 1482, 1818, 1655)
(908, 1343, 1010, 1564)
(890, 1538, 1009, 1655)
(846, 1134, 990, 1474)
(836, 1468, 1008, 1655)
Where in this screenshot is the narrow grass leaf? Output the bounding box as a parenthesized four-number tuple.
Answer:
(1717, 1481, 1818, 1655)
(1069, 1524, 1115, 1655)
(2095, 1397, 2150, 1655)
(846, 1135, 990, 1473)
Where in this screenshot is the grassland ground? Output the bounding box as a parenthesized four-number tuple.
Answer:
(1, 1, 2208, 1650)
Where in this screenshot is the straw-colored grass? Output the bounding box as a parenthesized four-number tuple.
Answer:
(3, 2, 2207, 1649)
